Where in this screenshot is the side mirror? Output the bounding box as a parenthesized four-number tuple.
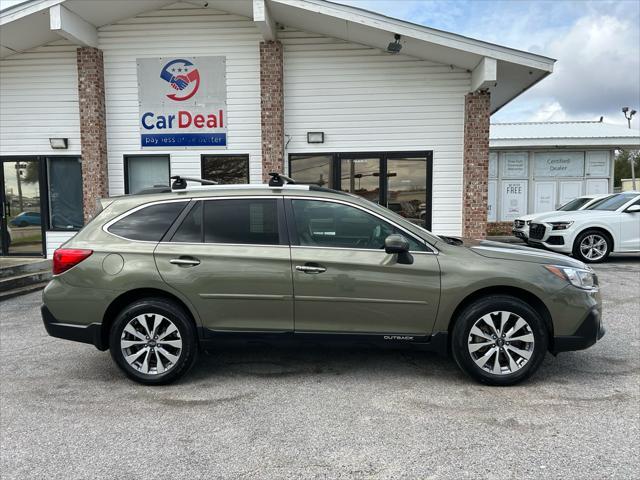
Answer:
(384, 234, 414, 265)
(625, 204, 640, 213)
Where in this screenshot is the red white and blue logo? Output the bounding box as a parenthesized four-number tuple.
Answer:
(159, 59, 200, 101)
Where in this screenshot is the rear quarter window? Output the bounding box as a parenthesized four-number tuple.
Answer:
(107, 201, 187, 241)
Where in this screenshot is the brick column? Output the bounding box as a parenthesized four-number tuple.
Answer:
(77, 47, 108, 222)
(259, 41, 284, 182)
(462, 90, 490, 238)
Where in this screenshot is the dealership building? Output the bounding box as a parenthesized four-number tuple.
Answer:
(0, 0, 558, 257)
(487, 120, 640, 234)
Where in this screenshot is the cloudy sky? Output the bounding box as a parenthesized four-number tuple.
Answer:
(335, 0, 640, 126)
(2, 0, 638, 127)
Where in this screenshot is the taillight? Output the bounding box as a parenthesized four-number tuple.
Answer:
(52, 249, 93, 275)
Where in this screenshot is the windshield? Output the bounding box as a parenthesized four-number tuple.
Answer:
(585, 193, 639, 211)
(558, 197, 590, 211)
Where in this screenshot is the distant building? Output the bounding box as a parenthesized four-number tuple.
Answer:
(488, 120, 640, 233)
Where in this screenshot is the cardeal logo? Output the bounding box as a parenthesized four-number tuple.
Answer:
(160, 58, 200, 101)
(138, 55, 227, 148)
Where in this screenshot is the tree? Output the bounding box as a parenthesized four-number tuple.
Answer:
(614, 149, 640, 188)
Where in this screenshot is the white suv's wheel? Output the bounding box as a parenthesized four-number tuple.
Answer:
(573, 229, 612, 263)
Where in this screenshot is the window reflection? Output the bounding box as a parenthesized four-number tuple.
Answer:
(290, 155, 332, 187)
(340, 158, 380, 203)
(387, 158, 427, 227)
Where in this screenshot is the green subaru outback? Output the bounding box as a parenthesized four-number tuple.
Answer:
(41, 174, 604, 386)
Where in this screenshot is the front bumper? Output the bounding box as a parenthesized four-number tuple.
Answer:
(552, 306, 605, 354)
(41, 305, 107, 350)
(527, 223, 574, 253)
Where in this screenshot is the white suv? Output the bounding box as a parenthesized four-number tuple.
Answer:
(527, 192, 640, 262)
(512, 194, 612, 241)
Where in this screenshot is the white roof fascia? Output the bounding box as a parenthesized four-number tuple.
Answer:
(272, 0, 555, 72)
(253, 0, 277, 40)
(471, 57, 497, 92)
(490, 138, 640, 149)
(0, 0, 64, 26)
(49, 3, 97, 48)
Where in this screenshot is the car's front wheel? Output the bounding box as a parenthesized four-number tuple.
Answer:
(109, 298, 198, 385)
(451, 295, 548, 386)
(572, 229, 611, 263)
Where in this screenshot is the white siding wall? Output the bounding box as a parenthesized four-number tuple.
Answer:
(281, 29, 469, 236)
(0, 40, 81, 156)
(45, 231, 77, 258)
(98, 3, 263, 195)
(0, 41, 81, 257)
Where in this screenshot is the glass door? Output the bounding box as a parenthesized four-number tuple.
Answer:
(386, 155, 429, 227)
(1, 158, 45, 256)
(340, 156, 381, 203)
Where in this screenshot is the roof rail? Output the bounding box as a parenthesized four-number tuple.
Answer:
(268, 172, 296, 187)
(170, 175, 218, 190)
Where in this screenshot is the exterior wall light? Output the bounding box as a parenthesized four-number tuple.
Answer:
(49, 138, 69, 149)
(307, 132, 324, 144)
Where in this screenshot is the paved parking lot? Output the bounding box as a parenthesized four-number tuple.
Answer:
(1, 256, 638, 479)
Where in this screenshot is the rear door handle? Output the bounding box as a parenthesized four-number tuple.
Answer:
(295, 264, 327, 274)
(170, 257, 200, 267)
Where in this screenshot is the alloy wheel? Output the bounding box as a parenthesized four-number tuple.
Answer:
(579, 234, 607, 261)
(120, 313, 183, 375)
(467, 311, 535, 375)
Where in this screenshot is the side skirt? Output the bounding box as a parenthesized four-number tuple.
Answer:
(197, 328, 449, 356)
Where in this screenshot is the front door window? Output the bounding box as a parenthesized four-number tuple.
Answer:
(1, 159, 44, 256)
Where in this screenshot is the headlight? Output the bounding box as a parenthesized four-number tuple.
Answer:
(550, 221, 573, 230)
(526, 220, 531, 225)
(544, 265, 598, 290)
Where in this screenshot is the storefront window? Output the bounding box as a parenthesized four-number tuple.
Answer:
(201, 155, 249, 184)
(340, 157, 380, 203)
(289, 151, 432, 230)
(125, 155, 170, 194)
(289, 155, 332, 187)
(387, 157, 427, 226)
(47, 157, 83, 230)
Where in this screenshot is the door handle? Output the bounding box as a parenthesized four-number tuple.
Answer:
(296, 264, 327, 274)
(170, 257, 200, 267)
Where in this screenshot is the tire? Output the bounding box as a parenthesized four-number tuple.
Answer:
(572, 229, 612, 263)
(109, 298, 198, 385)
(451, 295, 548, 386)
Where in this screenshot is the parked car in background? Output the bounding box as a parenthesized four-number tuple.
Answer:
(513, 194, 613, 241)
(528, 192, 640, 262)
(9, 211, 41, 228)
(42, 175, 604, 387)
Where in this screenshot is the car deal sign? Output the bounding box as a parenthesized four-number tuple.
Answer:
(137, 56, 227, 148)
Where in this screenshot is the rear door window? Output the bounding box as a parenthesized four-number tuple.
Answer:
(203, 198, 280, 245)
(108, 201, 187, 241)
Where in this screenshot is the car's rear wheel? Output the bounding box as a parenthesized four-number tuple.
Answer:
(109, 298, 198, 385)
(573, 229, 611, 263)
(451, 295, 548, 386)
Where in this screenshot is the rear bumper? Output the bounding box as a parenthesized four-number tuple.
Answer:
(41, 305, 107, 351)
(552, 306, 605, 354)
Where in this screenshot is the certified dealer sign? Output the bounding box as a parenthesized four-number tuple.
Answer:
(137, 56, 227, 148)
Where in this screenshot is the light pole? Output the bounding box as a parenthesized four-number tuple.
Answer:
(622, 107, 637, 191)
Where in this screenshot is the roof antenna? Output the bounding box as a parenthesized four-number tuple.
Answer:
(268, 172, 296, 187)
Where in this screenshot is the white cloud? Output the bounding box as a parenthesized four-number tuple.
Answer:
(522, 14, 640, 122)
